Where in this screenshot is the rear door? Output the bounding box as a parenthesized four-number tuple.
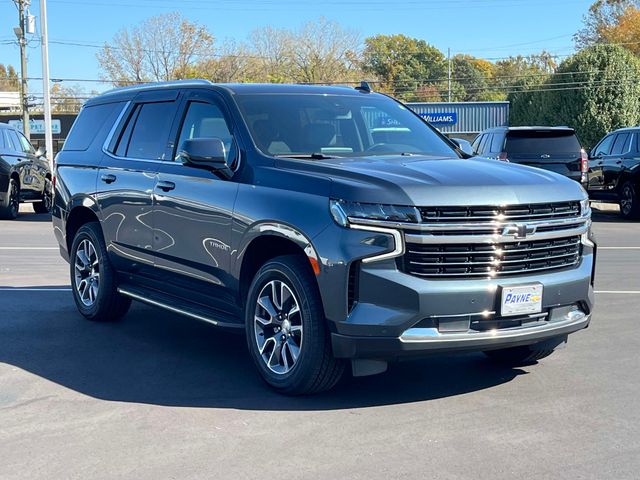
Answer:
(151, 89, 240, 315)
(97, 90, 180, 274)
(4, 128, 37, 199)
(603, 132, 631, 191)
(504, 129, 583, 182)
(588, 133, 614, 192)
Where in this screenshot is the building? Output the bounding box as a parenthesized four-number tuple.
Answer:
(406, 101, 509, 141)
(0, 113, 76, 156)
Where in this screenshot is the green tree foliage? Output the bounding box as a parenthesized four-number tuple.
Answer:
(361, 34, 446, 100)
(510, 45, 640, 148)
(450, 55, 491, 101)
(575, 0, 640, 48)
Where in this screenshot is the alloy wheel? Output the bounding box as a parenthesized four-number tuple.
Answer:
(74, 239, 100, 306)
(254, 279, 303, 375)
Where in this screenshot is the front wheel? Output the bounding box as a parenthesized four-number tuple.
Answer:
(245, 255, 344, 395)
(620, 181, 640, 219)
(70, 222, 131, 322)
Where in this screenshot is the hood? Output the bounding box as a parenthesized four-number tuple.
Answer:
(274, 154, 587, 207)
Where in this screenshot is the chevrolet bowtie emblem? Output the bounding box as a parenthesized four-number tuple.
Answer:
(502, 223, 537, 239)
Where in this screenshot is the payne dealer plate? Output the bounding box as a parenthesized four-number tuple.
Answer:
(500, 284, 543, 317)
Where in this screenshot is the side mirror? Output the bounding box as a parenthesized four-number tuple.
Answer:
(35, 146, 46, 158)
(450, 137, 474, 156)
(178, 137, 233, 179)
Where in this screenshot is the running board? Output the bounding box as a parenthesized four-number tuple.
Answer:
(117, 286, 242, 329)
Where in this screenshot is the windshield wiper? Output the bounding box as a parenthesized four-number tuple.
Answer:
(275, 153, 342, 160)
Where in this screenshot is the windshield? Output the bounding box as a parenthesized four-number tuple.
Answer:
(234, 93, 457, 158)
(505, 130, 581, 155)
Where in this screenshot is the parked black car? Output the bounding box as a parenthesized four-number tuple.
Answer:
(52, 81, 594, 394)
(472, 127, 588, 186)
(0, 122, 53, 219)
(587, 127, 640, 219)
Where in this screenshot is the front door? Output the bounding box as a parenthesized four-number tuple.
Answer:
(152, 91, 240, 315)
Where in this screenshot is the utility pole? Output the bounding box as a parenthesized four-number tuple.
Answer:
(447, 47, 451, 103)
(40, 0, 53, 166)
(15, 0, 31, 140)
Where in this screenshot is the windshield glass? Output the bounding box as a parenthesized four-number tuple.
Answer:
(234, 93, 457, 158)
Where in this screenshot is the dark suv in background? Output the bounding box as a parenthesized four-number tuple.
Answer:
(587, 127, 640, 219)
(53, 81, 595, 394)
(0, 122, 52, 219)
(473, 127, 588, 186)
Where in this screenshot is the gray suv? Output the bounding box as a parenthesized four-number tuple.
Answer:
(53, 81, 596, 394)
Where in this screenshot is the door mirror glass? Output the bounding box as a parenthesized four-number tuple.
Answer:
(179, 137, 233, 179)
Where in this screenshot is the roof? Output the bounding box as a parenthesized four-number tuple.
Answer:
(484, 126, 575, 133)
(612, 126, 640, 133)
(87, 80, 372, 106)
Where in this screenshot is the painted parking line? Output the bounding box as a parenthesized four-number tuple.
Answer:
(594, 291, 640, 294)
(597, 247, 640, 250)
(0, 287, 72, 291)
(0, 247, 59, 250)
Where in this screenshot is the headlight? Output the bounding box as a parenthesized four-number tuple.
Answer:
(330, 199, 420, 227)
(580, 198, 591, 216)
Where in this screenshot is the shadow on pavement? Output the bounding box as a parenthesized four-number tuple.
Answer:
(0, 288, 526, 410)
(13, 212, 53, 223)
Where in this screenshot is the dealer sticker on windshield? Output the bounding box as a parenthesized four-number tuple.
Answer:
(500, 284, 543, 317)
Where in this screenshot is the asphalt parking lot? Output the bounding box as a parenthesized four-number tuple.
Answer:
(1, 204, 639, 480)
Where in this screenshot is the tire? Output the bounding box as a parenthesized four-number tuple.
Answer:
(245, 255, 345, 395)
(483, 344, 557, 366)
(619, 181, 640, 219)
(33, 178, 53, 214)
(0, 178, 20, 220)
(69, 222, 131, 322)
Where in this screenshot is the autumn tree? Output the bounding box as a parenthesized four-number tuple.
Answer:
(0, 64, 19, 91)
(362, 34, 446, 100)
(97, 12, 214, 85)
(50, 84, 87, 113)
(575, 0, 640, 49)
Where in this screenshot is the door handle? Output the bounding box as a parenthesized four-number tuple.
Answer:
(101, 174, 116, 184)
(156, 180, 176, 192)
(616, 160, 622, 164)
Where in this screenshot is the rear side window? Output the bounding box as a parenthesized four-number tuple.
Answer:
(491, 133, 503, 152)
(65, 102, 123, 151)
(610, 133, 630, 155)
(505, 130, 581, 155)
(478, 134, 490, 154)
(117, 102, 176, 160)
(5, 129, 21, 153)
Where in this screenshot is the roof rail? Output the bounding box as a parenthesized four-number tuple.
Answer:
(101, 79, 213, 96)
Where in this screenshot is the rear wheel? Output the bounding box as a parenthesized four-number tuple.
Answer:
(620, 181, 640, 219)
(0, 178, 20, 220)
(33, 178, 53, 214)
(245, 255, 344, 395)
(70, 222, 131, 322)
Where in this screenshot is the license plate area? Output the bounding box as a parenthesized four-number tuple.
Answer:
(500, 284, 543, 317)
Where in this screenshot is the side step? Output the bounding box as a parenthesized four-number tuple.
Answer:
(117, 285, 243, 330)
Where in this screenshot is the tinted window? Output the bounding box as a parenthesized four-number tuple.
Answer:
(123, 102, 176, 160)
(17, 132, 35, 154)
(491, 133, 504, 152)
(634, 133, 639, 154)
(471, 134, 482, 152)
(235, 94, 456, 158)
(478, 134, 490, 154)
(610, 133, 630, 155)
(505, 130, 581, 155)
(0, 129, 6, 149)
(593, 135, 614, 157)
(65, 102, 123, 151)
(176, 101, 233, 162)
(6, 129, 21, 153)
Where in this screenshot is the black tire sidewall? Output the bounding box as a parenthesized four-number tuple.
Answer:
(245, 256, 327, 392)
(70, 222, 119, 320)
(1, 179, 20, 219)
(621, 182, 639, 219)
(33, 178, 52, 214)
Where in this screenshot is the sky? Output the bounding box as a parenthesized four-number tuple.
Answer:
(0, 0, 594, 98)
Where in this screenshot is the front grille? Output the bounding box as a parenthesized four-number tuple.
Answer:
(401, 236, 581, 278)
(418, 201, 580, 223)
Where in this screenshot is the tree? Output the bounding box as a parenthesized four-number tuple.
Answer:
(575, 0, 640, 48)
(599, 5, 640, 55)
(510, 45, 640, 148)
(50, 84, 86, 113)
(0, 64, 19, 91)
(362, 34, 446, 100)
(97, 12, 214, 85)
(450, 55, 491, 101)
